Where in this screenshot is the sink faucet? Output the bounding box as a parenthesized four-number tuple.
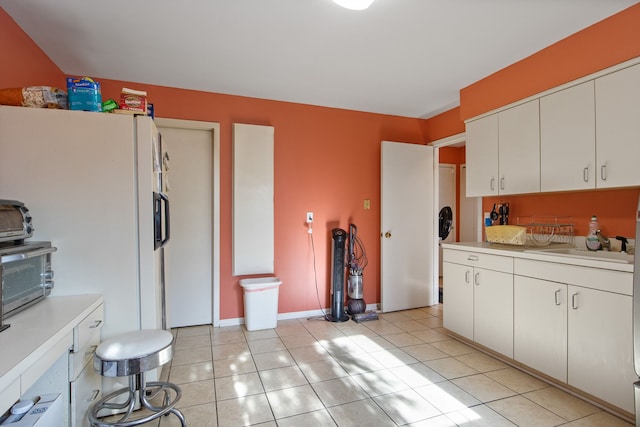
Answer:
(616, 236, 629, 253)
(596, 230, 610, 251)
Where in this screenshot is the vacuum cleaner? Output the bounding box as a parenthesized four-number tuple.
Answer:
(325, 225, 378, 323)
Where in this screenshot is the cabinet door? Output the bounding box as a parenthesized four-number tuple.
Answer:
(443, 261, 474, 340)
(540, 81, 596, 191)
(473, 268, 513, 357)
(595, 63, 640, 188)
(567, 285, 635, 413)
(514, 276, 567, 382)
(70, 361, 102, 427)
(498, 99, 540, 195)
(465, 114, 499, 197)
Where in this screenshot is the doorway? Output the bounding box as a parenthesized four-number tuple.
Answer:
(438, 164, 456, 276)
(155, 118, 221, 327)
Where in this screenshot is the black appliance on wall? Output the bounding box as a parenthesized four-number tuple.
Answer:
(325, 228, 349, 322)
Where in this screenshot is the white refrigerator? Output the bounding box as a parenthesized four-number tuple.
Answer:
(0, 106, 168, 340)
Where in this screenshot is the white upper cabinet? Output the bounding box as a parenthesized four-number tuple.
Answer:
(466, 58, 640, 195)
(498, 100, 540, 195)
(465, 100, 540, 197)
(465, 114, 498, 197)
(540, 81, 596, 192)
(595, 63, 640, 188)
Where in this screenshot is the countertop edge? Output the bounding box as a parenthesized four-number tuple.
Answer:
(441, 242, 633, 273)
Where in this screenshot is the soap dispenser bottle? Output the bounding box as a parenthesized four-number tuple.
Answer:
(585, 215, 601, 251)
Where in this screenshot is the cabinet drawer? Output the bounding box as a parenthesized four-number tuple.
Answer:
(443, 249, 513, 274)
(70, 304, 103, 380)
(514, 259, 632, 295)
(69, 341, 99, 382)
(70, 361, 101, 427)
(73, 305, 104, 353)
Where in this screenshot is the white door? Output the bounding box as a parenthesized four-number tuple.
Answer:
(381, 141, 436, 312)
(159, 126, 213, 327)
(438, 164, 456, 275)
(459, 165, 480, 242)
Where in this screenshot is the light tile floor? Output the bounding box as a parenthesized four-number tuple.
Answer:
(157, 305, 633, 427)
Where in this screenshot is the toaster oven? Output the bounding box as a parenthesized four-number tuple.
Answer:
(0, 241, 56, 322)
(0, 200, 33, 244)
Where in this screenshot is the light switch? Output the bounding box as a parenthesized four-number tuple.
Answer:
(364, 199, 371, 210)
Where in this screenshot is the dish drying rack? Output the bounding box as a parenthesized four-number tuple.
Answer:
(516, 216, 574, 247)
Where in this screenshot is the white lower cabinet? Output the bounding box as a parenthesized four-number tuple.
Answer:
(567, 285, 635, 413)
(513, 259, 635, 413)
(443, 249, 513, 357)
(473, 268, 513, 358)
(70, 363, 102, 427)
(69, 304, 104, 426)
(443, 261, 474, 341)
(514, 276, 568, 382)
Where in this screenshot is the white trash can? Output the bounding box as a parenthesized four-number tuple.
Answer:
(239, 277, 282, 331)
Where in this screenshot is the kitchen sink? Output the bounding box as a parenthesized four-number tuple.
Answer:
(524, 247, 634, 264)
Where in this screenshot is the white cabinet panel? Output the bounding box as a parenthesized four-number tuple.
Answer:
(443, 249, 513, 356)
(465, 100, 540, 197)
(514, 276, 567, 382)
(466, 114, 498, 197)
(567, 285, 635, 413)
(443, 261, 474, 341)
(232, 123, 275, 275)
(474, 268, 513, 357)
(70, 363, 101, 427)
(498, 100, 540, 195)
(540, 81, 596, 191)
(595, 63, 640, 188)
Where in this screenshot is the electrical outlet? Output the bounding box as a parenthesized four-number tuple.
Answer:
(306, 212, 313, 223)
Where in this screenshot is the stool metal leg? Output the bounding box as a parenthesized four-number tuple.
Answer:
(89, 372, 185, 427)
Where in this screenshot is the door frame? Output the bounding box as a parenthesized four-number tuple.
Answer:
(432, 132, 483, 278)
(155, 118, 221, 327)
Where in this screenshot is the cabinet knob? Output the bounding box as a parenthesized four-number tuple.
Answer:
(572, 293, 579, 309)
(600, 164, 607, 181)
(554, 289, 561, 305)
(384, 231, 392, 239)
(583, 167, 589, 183)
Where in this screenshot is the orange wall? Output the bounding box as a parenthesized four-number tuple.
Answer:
(422, 107, 465, 142)
(0, 11, 64, 85)
(0, 7, 431, 320)
(460, 3, 640, 121)
(483, 189, 640, 239)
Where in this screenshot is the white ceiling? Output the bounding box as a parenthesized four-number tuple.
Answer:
(2, 0, 637, 118)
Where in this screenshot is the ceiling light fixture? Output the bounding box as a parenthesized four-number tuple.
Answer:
(332, 0, 375, 11)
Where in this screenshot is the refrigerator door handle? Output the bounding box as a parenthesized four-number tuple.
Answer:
(161, 192, 170, 248)
(154, 192, 171, 249)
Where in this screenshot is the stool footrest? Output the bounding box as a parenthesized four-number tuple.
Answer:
(89, 377, 185, 427)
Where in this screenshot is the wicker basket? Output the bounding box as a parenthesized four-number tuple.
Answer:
(485, 225, 527, 245)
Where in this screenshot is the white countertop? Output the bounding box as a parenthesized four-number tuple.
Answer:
(0, 294, 103, 394)
(441, 241, 634, 273)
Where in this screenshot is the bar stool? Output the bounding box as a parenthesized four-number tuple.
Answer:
(88, 329, 186, 427)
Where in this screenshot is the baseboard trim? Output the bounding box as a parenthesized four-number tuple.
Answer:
(217, 303, 379, 328)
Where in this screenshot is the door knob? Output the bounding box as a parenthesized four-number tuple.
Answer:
(384, 231, 392, 239)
